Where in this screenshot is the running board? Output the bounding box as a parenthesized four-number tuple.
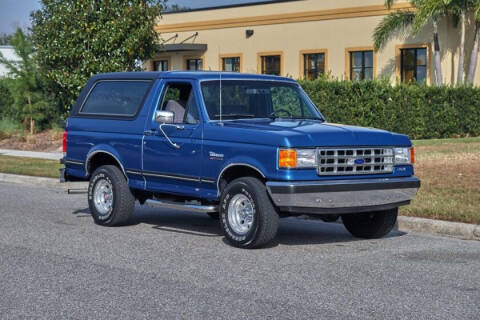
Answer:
(145, 199, 218, 213)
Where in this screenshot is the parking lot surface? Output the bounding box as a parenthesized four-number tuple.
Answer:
(0, 182, 479, 319)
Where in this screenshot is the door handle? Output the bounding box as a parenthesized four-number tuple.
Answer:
(175, 125, 185, 130)
(144, 129, 156, 136)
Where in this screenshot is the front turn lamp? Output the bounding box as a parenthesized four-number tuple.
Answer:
(394, 147, 414, 164)
(279, 149, 316, 168)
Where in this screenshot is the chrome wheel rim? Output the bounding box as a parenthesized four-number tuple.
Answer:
(93, 179, 114, 216)
(227, 194, 254, 235)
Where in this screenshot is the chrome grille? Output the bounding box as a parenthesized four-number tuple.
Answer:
(317, 148, 394, 176)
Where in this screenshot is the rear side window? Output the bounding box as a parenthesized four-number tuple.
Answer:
(80, 80, 152, 116)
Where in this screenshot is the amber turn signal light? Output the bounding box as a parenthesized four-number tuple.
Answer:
(279, 149, 297, 168)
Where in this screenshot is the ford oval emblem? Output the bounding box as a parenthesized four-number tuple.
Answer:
(354, 158, 365, 165)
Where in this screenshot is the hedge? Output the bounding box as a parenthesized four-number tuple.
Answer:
(298, 78, 480, 139)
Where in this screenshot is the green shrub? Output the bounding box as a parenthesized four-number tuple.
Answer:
(0, 78, 14, 119)
(299, 78, 480, 139)
(0, 118, 22, 139)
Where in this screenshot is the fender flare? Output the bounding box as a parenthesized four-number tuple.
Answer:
(85, 147, 127, 178)
(216, 162, 266, 196)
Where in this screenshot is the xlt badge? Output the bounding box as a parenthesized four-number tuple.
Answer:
(209, 152, 224, 161)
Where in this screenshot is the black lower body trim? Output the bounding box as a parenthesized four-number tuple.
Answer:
(268, 178, 420, 194)
(126, 169, 215, 185)
(278, 201, 410, 215)
(64, 159, 84, 166)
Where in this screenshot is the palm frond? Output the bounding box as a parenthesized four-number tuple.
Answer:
(412, 0, 453, 34)
(373, 11, 416, 51)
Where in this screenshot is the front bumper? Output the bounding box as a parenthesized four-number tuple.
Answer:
(266, 177, 420, 214)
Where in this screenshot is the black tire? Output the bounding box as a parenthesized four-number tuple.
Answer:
(341, 208, 398, 239)
(88, 165, 135, 226)
(219, 177, 279, 249)
(207, 212, 220, 220)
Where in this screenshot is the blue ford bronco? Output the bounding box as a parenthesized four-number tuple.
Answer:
(61, 71, 420, 248)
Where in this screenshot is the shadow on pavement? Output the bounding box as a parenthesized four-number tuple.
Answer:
(133, 205, 223, 237)
(72, 208, 91, 217)
(132, 205, 407, 246)
(71, 204, 407, 246)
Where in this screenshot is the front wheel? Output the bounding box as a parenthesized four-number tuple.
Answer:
(88, 165, 135, 226)
(341, 208, 398, 239)
(219, 177, 279, 249)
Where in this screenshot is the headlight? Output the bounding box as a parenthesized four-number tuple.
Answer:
(279, 149, 316, 168)
(394, 147, 414, 164)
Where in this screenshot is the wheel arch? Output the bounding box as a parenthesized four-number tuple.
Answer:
(85, 148, 127, 179)
(217, 163, 266, 196)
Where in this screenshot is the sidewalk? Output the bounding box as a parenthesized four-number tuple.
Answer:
(0, 148, 63, 161)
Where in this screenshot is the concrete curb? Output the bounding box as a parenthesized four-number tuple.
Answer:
(397, 216, 480, 241)
(298, 214, 480, 241)
(0, 149, 63, 161)
(0, 172, 478, 241)
(0, 173, 88, 191)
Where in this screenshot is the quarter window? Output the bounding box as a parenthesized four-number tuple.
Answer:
(153, 60, 169, 71)
(350, 51, 374, 81)
(222, 57, 241, 72)
(186, 58, 203, 71)
(260, 55, 281, 76)
(401, 48, 427, 83)
(303, 53, 325, 80)
(80, 81, 151, 116)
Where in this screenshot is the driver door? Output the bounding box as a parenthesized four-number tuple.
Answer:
(142, 80, 203, 197)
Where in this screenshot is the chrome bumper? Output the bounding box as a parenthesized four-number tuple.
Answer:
(266, 177, 420, 214)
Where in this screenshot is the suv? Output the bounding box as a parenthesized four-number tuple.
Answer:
(61, 71, 420, 248)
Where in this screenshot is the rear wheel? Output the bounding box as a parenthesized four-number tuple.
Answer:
(219, 177, 279, 249)
(341, 208, 398, 239)
(88, 165, 135, 226)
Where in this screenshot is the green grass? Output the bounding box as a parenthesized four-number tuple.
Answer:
(413, 136, 480, 146)
(402, 136, 480, 225)
(0, 155, 61, 178)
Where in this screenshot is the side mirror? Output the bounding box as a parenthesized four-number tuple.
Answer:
(155, 110, 174, 124)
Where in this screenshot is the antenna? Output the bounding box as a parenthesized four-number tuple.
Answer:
(219, 72, 222, 123)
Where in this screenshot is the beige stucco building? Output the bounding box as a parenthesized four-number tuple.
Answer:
(148, 0, 479, 85)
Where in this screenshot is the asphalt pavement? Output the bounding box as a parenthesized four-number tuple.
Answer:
(0, 181, 479, 319)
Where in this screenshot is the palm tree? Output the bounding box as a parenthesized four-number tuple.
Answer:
(466, 0, 480, 84)
(374, 0, 454, 86)
(455, 0, 468, 85)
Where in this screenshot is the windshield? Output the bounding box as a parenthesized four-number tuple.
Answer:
(200, 80, 324, 121)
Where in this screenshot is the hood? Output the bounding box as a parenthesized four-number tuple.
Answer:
(205, 119, 411, 147)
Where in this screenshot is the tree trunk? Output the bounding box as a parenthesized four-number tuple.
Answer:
(466, 22, 480, 85)
(27, 94, 34, 135)
(433, 18, 443, 86)
(457, 7, 466, 85)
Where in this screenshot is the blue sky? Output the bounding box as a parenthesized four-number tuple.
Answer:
(0, 0, 273, 33)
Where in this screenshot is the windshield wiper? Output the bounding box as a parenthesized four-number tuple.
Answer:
(215, 113, 257, 119)
(270, 115, 324, 122)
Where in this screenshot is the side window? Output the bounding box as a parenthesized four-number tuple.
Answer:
(81, 80, 151, 116)
(159, 83, 199, 124)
